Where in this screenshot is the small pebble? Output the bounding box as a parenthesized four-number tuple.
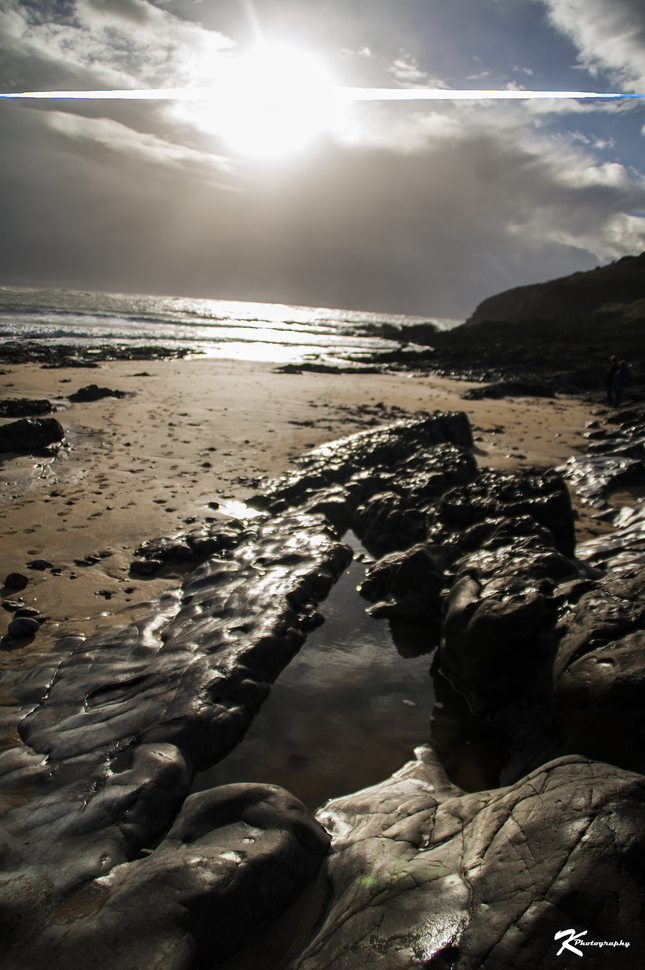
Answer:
(27, 559, 53, 571)
(8, 617, 40, 638)
(4, 573, 28, 590)
(130, 560, 164, 576)
(14, 607, 42, 619)
(1, 599, 25, 612)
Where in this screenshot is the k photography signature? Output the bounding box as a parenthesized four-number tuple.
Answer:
(554, 929, 631, 957)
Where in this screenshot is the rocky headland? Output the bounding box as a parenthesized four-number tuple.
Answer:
(355, 252, 645, 403)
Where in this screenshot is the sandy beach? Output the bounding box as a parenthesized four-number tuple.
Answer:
(0, 356, 610, 650)
(4, 352, 645, 970)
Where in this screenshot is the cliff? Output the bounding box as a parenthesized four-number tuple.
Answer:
(465, 251, 645, 327)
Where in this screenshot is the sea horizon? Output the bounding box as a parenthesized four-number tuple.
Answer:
(0, 284, 463, 364)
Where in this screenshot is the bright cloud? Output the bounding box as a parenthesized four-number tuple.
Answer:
(388, 53, 447, 88)
(542, 0, 645, 91)
(0, 0, 233, 90)
(0, 0, 644, 315)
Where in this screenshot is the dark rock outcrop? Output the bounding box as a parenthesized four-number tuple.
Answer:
(3, 784, 329, 970)
(429, 469, 576, 558)
(0, 398, 54, 417)
(0, 342, 195, 367)
(0, 416, 64, 453)
(0, 512, 350, 963)
(359, 543, 449, 626)
(4, 408, 645, 968)
(293, 746, 644, 969)
(353, 444, 479, 555)
(558, 404, 645, 505)
(68, 384, 125, 402)
(429, 469, 645, 785)
(439, 524, 575, 721)
(253, 412, 475, 521)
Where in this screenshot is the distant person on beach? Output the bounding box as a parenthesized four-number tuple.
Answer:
(605, 355, 618, 405)
(611, 359, 629, 407)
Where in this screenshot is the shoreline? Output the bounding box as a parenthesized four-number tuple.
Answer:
(0, 354, 611, 648)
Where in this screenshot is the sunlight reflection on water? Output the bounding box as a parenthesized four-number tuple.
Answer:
(0, 286, 462, 363)
(192, 531, 436, 810)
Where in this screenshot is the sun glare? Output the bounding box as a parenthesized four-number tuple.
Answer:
(206, 45, 340, 156)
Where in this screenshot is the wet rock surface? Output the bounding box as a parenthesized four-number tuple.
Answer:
(0, 510, 349, 965)
(3, 410, 645, 967)
(0, 341, 195, 367)
(428, 469, 576, 557)
(253, 411, 475, 526)
(131, 520, 248, 572)
(0, 416, 65, 453)
(4, 783, 330, 970)
(359, 543, 447, 628)
(558, 404, 645, 505)
(295, 747, 644, 969)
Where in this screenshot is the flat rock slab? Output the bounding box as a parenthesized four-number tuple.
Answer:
(292, 747, 644, 969)
(0, 511, 350, 962)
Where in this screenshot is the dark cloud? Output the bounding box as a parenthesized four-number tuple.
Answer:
(1, 0, 644, 316)
(85, 0, 156, 22)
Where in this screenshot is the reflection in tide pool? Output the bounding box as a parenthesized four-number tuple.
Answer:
(193, 532, 436, 810)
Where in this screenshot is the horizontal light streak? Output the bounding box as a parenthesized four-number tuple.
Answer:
(0, 88, 643, 101)
(344, 88, 644, 101)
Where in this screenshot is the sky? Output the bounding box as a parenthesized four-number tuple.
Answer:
(1, 0, 645, 319)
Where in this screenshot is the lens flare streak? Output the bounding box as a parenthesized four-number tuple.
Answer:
(0, 88, 642, 100)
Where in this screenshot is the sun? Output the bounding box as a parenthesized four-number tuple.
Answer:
(205, 45, 340, 156)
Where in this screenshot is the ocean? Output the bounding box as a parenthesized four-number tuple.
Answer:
(0, 286, 461, 364)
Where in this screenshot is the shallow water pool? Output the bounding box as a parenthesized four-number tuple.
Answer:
(193, 531, 436, 809)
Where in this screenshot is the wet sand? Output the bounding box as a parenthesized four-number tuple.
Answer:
(0, 356, 610, 648)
